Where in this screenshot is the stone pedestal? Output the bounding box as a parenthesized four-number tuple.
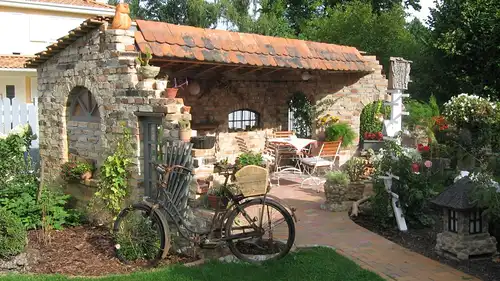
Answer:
(321, 181, 366, 212)
(435, 232, 497, 260)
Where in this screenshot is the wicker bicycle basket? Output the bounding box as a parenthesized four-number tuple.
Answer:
(234, 165, 269, 197)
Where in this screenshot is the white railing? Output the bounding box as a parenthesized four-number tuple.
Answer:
(0, 97, 39, 149)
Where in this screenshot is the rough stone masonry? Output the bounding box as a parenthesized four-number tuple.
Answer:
(36, 24, 189, 195)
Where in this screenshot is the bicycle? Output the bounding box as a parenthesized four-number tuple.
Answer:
(113, 162, 297, 265)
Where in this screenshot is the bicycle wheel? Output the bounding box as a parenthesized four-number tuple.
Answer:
(113, 203, 170, 265)
(225, 198, 295, 263)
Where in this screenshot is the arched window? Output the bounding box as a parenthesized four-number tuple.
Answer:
(69, 87, 99, 122)
(228, 109, 260, 131)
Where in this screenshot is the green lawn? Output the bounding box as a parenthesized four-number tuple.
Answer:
(0, 247, 384, 281)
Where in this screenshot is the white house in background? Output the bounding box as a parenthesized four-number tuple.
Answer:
(0, 0, 114, 104)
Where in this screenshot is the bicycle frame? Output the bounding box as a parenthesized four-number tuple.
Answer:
(149, 163, 297, 247)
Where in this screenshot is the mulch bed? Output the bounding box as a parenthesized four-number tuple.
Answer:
(353, 214, 500, 281)
(27, 225, 198, 276)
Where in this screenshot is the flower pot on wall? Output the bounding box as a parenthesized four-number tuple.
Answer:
(156, 80, 168, 91)
(138, 66, 160, 79)
(166, 88, 179, 99)
(182, 106, 191, 113)
(81, 171, 92, 181)
(362, 140, 385, 151)
(179, 129, 191, 142)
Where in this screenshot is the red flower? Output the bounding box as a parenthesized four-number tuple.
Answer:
(411, 163, 420, 173)
(423, 146, 430, 152)
(364, 132, 369, 139)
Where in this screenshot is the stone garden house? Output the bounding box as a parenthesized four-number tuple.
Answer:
(26, 12, 387, 193)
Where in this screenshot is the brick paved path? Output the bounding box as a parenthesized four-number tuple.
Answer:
(269, 183, 480, 281)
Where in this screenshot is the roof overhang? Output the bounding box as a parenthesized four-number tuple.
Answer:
(0, 0, 115, 16)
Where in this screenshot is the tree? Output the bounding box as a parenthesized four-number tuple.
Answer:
(302, 1, 420, 69)
(428, 0, 500, 101)
(109, 0, 222, 28)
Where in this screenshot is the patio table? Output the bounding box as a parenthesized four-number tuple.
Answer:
(267, 137, 317, 181)
(268, 137, 317, 152)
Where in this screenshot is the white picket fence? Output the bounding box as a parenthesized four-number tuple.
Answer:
(0, 97, 39, 149)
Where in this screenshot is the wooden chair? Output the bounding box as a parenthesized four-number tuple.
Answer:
(235, 165, 270, 197)
(299, 140, 342, 187)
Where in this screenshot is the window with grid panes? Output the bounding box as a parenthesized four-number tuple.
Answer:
(469, 210, 482, 234)
(228, 109, 260, 131)
(448, 209, 457, 233)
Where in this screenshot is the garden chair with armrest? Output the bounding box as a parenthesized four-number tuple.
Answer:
(299, 140, 342, 188)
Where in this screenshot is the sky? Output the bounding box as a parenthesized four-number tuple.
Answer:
(407, 0, 436, 24)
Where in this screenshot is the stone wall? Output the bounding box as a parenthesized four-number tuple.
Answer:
(36, 24, 188, 193)
(67, 120, 102, 161)
(180, 55, 387, 164)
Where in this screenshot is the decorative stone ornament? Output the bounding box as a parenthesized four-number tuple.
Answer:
(110, 3, 132, 30)
(431, 177, 497, 260)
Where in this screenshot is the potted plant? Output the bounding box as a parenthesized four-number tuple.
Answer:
(178, 118, 191, 142)
(156, 74, 168, 91)
(344, 157, 366, 200)
(61, 161, 93, 182)
(207, 184, 229, 209)
(323, 171, 350, 204)
(166, 78, 189, 99)
(325, 122, 356, 147)
(136, 48, 160, 80)
(362, 131, 384, 151)
(316, 114, 339, 141)
(235, 151, 265, 170)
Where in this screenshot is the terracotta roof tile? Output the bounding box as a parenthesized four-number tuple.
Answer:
(0, 55, 34, 69)
(28, 0, 114, 9)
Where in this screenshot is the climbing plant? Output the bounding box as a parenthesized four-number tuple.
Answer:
(360, 100, 390, 141)
(288, 91, 313, 138)
(94, 123, 133, 216)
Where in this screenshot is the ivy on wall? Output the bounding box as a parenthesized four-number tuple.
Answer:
(288, 91, 313, 138)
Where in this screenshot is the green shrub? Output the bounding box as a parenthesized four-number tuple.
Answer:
(325, 171, 350, 186)
(371, 141, 444, 227)
(95, 124, 133, 216)
(236, 152, 264, 167)
(0, 208, 27, 258)
(325, 122, 356, 147)
(344, 157, 365, 182)
(359, 100, 390, 140)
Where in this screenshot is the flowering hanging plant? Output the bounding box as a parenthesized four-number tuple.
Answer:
(316, 114, 339, 128)
(443, 93, 496, 126)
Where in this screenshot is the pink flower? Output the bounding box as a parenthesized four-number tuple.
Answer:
(424, 160, 432, 168)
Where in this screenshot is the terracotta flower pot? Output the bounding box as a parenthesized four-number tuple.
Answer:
(81, 171, 92, 180)
(183, 106, 191, 113)
(208, 195, 228, 209)
(165, 88, 179, 99)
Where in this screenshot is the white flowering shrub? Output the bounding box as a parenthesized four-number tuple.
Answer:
(443, 93, 496, 126)
(0, 124, 37, 184)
